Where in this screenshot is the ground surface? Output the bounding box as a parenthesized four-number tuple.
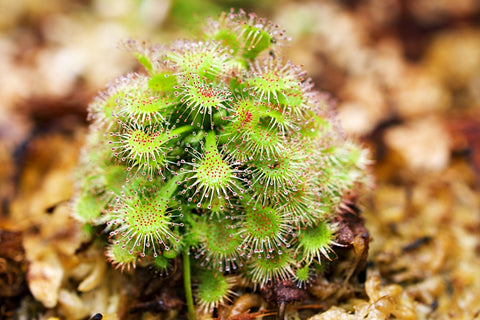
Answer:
(1, 0, 480, 319)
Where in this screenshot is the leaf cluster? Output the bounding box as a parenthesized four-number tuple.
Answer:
(73, 9, 370, 313)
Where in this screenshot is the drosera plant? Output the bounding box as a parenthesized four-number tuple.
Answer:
(73, 9, 371, 319)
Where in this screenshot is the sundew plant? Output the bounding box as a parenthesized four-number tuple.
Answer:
(74, 10, 370, 318)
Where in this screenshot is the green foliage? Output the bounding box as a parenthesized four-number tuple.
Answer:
(74, 9, 370, 315)
(196, 270, 236, 313)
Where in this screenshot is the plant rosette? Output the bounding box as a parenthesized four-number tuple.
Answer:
(73, 9, 371, 319)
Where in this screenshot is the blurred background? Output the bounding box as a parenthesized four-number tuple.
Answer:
(1, 0, 480, 319)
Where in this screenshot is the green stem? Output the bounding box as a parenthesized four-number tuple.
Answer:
(204, 130, 217, 153)
(183, 248, 195, 320)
